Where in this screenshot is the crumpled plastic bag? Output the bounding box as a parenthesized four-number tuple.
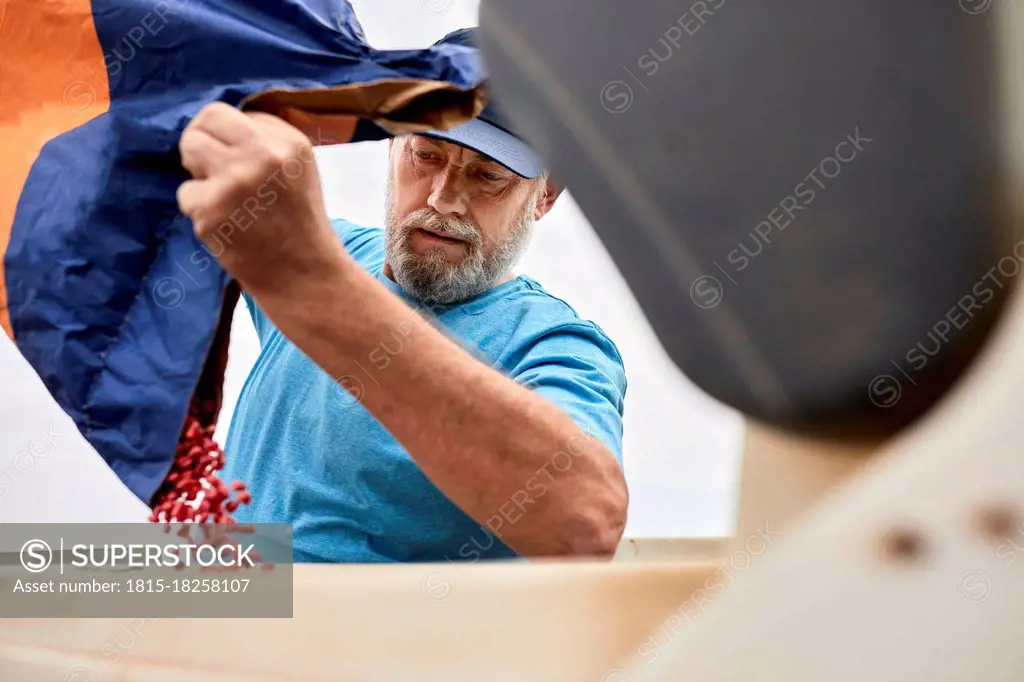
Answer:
(0, 0, 486, 510)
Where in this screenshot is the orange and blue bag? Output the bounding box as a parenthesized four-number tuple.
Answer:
(0, 0, 486, 521)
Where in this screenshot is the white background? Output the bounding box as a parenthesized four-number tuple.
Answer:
(0, 0, 743, 539)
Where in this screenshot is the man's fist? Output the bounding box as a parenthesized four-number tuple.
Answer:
(177, 102, 335, 294)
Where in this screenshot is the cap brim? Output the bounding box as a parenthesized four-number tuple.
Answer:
(421, 119, 546, 179)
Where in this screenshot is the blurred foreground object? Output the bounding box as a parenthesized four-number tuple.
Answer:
(477, 0, 1014, 439)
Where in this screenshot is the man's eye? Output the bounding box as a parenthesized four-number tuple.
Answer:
(480, 171, 503, 182)
(414, 151, 439, 162)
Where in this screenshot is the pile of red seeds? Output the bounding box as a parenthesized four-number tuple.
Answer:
(149, 402, 251, 525)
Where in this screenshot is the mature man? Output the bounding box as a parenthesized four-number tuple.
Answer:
(176, 28, 628, 562)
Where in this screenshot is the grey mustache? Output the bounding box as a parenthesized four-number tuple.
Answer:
(404, 211, 481, 245)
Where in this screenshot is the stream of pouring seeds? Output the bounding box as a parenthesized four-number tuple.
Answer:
(148, 404, 272, 571)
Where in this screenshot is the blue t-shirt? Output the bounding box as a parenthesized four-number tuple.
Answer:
(222, 219, 627, 563)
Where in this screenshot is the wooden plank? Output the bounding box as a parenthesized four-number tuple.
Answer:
(0, 560, 718, 682)
(614, 537, 730, 563)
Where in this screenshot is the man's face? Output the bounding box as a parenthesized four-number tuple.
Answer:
(384, 135, 549, 304)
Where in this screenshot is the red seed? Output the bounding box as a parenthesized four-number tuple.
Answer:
(150, 413, 253, 530)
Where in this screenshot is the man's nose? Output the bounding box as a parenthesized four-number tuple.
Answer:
(426, 166, 468, 216)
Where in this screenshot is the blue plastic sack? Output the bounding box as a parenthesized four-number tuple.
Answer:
(1, 0, 485, 505)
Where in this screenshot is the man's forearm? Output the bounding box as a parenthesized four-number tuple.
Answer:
(246, 233, 627, 557)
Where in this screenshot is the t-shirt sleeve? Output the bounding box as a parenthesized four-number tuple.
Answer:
(241, 291, 273, 347)
(505, 323, 627, 464)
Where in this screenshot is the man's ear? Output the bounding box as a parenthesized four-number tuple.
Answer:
(533, 179, 565, 221)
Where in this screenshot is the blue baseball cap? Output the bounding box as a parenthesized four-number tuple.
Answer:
(425, 28, 547, 179)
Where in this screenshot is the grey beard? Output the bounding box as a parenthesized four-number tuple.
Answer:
(383, 177, 540, 306)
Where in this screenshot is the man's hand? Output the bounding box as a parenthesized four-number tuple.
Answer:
(177, 102, 337, 294)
